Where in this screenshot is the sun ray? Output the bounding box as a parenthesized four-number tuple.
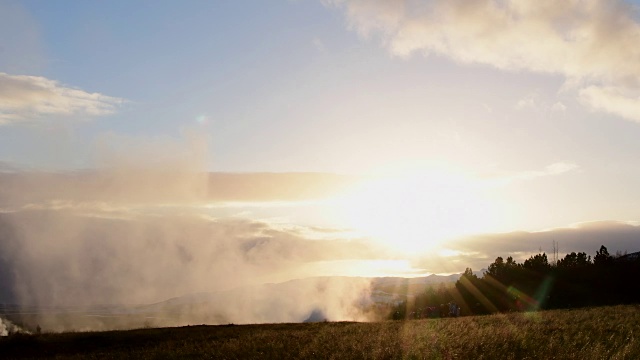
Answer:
(333, 169, 496, 255)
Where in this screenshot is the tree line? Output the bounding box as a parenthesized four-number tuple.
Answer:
(391, 245, 640, 319)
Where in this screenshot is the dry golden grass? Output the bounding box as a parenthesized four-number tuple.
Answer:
(1, 305, 639, 359)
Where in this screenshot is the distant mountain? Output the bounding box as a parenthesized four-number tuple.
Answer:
(140, 270, 488, 315)
(617, 251, 640, 261)
(371, 270, 486, 287)
(1, 270, 484, 331)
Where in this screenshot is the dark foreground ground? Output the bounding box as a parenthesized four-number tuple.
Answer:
(1, 305, 639, 359)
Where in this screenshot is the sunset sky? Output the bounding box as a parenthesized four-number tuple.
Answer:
(3, 0, 640, 305)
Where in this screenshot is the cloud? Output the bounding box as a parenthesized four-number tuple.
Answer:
(326, 0, 640, 122)
(482, 162, 579, 186)
(0, 170, 380, 303)
(446, 220, 640, 271)
(0, 130, 216, 209)
(0, 171, 361, 212)
(516, 162, 579, 180)
(408, 220, 640, 274)
(0, 128, 381, 330)
(515, 93, 539, 110)
(0, 210, 371, 300)
(0, 72, 125, 125)
(0, 208, 378, 330)
(515, 93, 567, 115)
(551, 101, 567, 112)
(0, 134, 379, 330)
(579, 85, 640, 122)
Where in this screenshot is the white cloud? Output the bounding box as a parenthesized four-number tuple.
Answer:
(516, 93, 539, 110)
(510, 162, 579, 182)
(551, 101, 567, 112)
(515, 93, 568, 115)
(546, 162, 579, 174)
(484, 162, 579, 186)
(0, 72, 125, 125)
(579, 85, 640, 122)
(326, 0, 640, 122)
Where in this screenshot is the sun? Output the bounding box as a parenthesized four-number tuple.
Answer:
(334, 170, 494, 254)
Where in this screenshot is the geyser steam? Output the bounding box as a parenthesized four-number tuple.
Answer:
(0, 131, 373, 331)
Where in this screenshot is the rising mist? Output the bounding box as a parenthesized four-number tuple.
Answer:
(0, 132, 374, 332)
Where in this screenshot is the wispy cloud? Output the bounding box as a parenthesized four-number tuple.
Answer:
(0, 165, 380, 310)
(0, 72, 125, 125)
(551, 101, 567, 112)
(579, 85, 640, 122)
(515, 93, 539, 110)
(512, 162, 579, 181)
(0, 209, 378, 304)
(482, 162, 579, 186)
(515, 92, 568, 116)
(326, 0, 640, 122)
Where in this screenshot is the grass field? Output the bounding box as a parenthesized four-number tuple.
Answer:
(1, 305, 639, 359)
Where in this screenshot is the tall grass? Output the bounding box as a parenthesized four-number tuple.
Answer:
(1, 305, 638, 359)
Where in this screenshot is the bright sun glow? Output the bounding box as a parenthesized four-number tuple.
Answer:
(334, 169, 496, 254)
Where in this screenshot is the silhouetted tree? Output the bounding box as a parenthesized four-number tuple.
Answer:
(594, 245, 613, 266)
(391, 245, 640, 320)
(486, 256, 520, 284)
(557, 252, 591, 268)
(523, 253, 550, 273)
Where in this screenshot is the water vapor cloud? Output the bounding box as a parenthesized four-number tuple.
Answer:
(0, 72, 125, 125)
(479, 162, 579, 187)
(0, 131, 376, 331)
(326, 0, 640, 122)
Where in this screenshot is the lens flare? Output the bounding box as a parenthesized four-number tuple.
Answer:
(334, 170, 496, 254)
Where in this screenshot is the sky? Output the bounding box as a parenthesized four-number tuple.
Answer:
(2, 0, 640, 310)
